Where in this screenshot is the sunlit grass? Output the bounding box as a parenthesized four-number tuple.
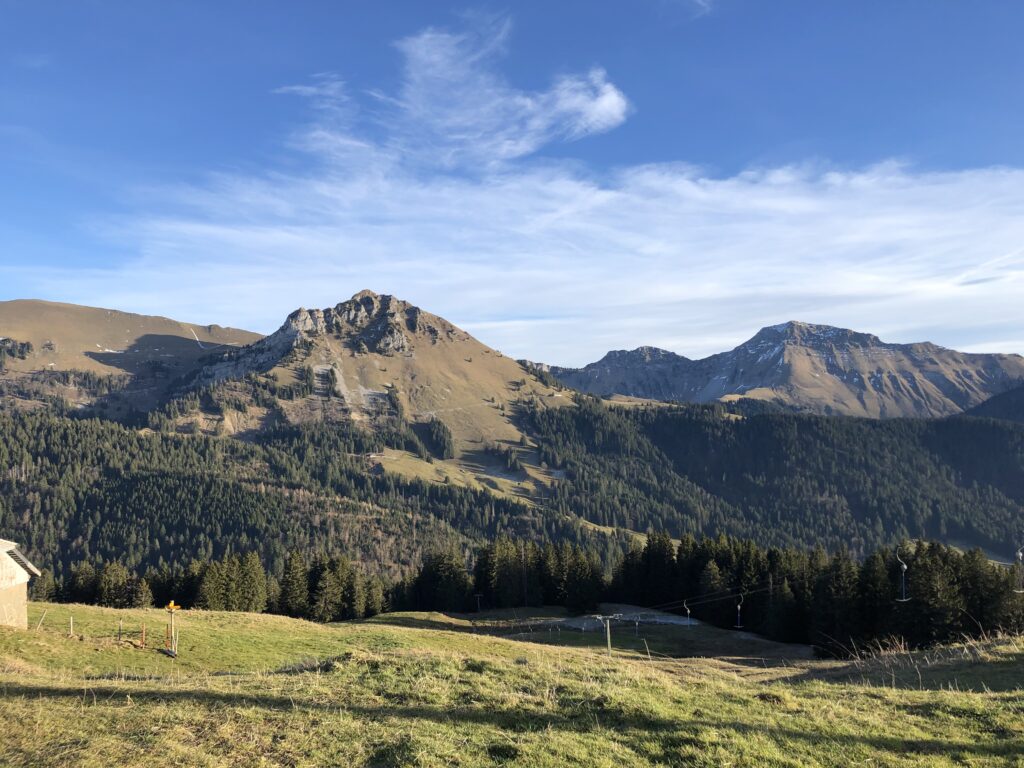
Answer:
(0, 602, 1020, 767)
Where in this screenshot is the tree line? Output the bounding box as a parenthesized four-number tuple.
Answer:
(31, 550, 387, 622)
(389, 537, 605, 614)
(610, 532, 1024, 654)
(32, 531, 1021, 654)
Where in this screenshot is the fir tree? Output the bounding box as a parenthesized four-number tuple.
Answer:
(280, 551, 310, 618)
(132, 577, 154, 608)
(97, 562, 133, 608)
(30, 569, 57, 601)
(239, 552, 268, 613)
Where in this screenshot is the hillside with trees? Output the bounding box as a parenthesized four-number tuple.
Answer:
(524, 398, 1024, 555)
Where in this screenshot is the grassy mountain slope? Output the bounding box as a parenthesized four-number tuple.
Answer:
(552, 321, 1024, 418)
(160, 290, 570, 493)
(184, 290, 566, 441)
(0, 299, 261, 415)
(0, 602, 1020, 766)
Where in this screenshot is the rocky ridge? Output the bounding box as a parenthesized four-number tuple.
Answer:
(551, 321, 1024, 418)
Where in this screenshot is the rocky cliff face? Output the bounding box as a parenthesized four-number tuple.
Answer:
(552, 321, 1024, 418)
(183, 290, 563, 454)
(192, 290, 467, 384)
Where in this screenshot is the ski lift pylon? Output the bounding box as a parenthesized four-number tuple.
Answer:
(734, 592, 745, 629)
(1014, 545, 1024, 596)
(895, 547, 911, 603)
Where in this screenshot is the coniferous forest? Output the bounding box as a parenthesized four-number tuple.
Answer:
(4, 395, 1024, 585)
(4, 390, 1024, 656)
(35, 532, 1024, 655)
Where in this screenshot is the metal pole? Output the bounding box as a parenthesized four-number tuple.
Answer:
(605, 618, 612, 657)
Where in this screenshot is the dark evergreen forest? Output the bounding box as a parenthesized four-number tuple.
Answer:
(2, 395, 1023, 589)
(36, 532, 1024, 655)
(524, 398, 1024, 555)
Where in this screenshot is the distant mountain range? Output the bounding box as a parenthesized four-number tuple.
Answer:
(549, 321, 1024, 418)
(4, 292, 1024, 569)
(2, 296, 1023, 423)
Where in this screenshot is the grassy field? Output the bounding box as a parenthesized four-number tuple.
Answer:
(0, 603, 1021, 767)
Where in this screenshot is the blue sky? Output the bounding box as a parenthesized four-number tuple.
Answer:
(3, 1, 1024, 364)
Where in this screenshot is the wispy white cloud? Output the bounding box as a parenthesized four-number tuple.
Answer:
(274, 73, 349, 117)
(9, 18, 1024, 366)
(369, 16, 628, 168)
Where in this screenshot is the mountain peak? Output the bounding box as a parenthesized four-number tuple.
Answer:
(554, 320, 1024, 418)
(750, 321, 882, 348)
(599, 346, 688, 365)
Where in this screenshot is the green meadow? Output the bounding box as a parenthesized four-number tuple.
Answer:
(0, 602, 1020, 767)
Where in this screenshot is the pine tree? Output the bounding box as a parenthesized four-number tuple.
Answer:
(196, 561, 226, 610)
(813, 549, 860, 654)
(490, 537, 521, 608)
(67, 561, 99, 604)
(97, 562, 133, 608)
(857, 551, 892, 639)
(30, 569, 57, 601)
(265, 574, 282, 614)
(539, 542, 563, 605)
(132, 577, 154, 608)
(765, 578, 799, 642)
(643, 531, 677, 606)
(309, 563, 343, 622)
(413, 551, 471, 611)
(697, 560, 728, 626)
(565, 548, 600, 614)
(365, 576, 386, 617)
(280, 551, 310, 618)
(342, 566, 367, 620)
(239, 552, 268, 613)
(222, 555, 244, 611)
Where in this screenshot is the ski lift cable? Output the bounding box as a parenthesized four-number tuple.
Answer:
(647, 583, 774, 614)
(645, 584, 746, 609)
(645, 580, 773, 612)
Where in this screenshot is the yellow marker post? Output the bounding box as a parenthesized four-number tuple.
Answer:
(166, 601, 180, 656)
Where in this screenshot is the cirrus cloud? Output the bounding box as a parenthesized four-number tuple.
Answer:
(8, 17, 1024, 367)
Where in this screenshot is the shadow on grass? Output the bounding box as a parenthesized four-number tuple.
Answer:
(786, 649, 1024, 692)
(5, 681, 1020, 762)
(0, 681, 675, 735)
(677, 718, 1024, 761)
(367, 615, 480, 634)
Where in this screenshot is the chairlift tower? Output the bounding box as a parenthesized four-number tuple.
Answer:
(1014, 545, 1024, 596)
(733, 593, 745, 629)
(595, 613, 621, 658)
(895, 548, 911, 603)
